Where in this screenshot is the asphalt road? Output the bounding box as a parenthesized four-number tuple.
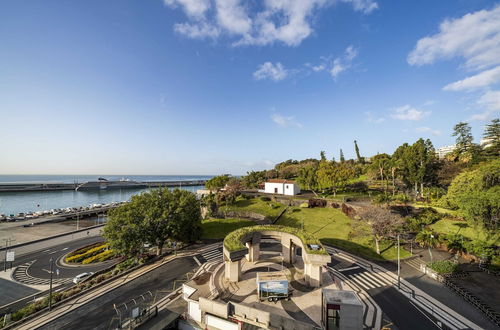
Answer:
(39, 255, 199, 330)
(0, 236, 115, 312)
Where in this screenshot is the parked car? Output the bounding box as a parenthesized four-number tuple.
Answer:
(23, 223, 35, 228)
(72, 272, 94, 284)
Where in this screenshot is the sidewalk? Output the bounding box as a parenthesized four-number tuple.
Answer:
(391, 246, 497, 329)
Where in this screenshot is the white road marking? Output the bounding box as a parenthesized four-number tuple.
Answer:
(193, 256, 201, 266)
(338, 266, 360, 272)
(61, 247, 68, 251)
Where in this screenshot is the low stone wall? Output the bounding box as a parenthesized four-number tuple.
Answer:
(216, 210, 270, 224)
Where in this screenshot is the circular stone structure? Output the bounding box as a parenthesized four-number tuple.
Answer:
(222, 225, 331, 287)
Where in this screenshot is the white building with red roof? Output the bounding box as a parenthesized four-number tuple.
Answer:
(264, 179, 301, 196)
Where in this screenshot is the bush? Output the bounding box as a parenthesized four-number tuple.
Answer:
(260, 196, 271, 202)
(299, 202, 309, 208)
(405, 208, 443, 232)
(428, 260, 458, 274)
(393, 193, 410, 203)
(373, 194, 392, 204)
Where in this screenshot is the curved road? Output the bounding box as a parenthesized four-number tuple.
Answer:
(1, 236, 115, 314)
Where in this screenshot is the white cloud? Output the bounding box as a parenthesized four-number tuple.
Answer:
(253, 62, 288, 81)
(409, 6, 500, 122)
(470, 90, 500, 120)
(164, 0, 378, 46)
(365, 111, 385, 123)
(215, 0, 252, 35)
(340, 0, 378, 14)
(408, 5, 500, 70)
(164, 0, 211, 18)
(310, 46, 358, 79)
(391, 105, 430, 121)
(443, 66, 500, 91)
(271, 113, 302, 128)
(415, 126, 442, 136)
(174, 21, 220, 39)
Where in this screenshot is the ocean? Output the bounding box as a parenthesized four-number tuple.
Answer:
(0, 175, 211, 215)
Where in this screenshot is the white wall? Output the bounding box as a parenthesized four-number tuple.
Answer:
(264, 182, 284, 194)
(264, 182, 300, 195)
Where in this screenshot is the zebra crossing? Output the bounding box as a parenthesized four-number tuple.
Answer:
(324, 245, 394, 291)
(12, 261, 72, 286)
(341, 269, 394, 291)
(200, 247, 223, 263)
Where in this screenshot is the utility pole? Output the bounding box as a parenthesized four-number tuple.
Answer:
(48, 257, 54, 310)
(397, 234, 401, 289)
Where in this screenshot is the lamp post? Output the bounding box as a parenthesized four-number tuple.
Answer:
(397, 234, 401, 289)
(48, 257, 54, 311)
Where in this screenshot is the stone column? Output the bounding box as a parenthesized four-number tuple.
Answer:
(305, 263, 322, 287)
(224, 259, 241, 282)
(282, 238, 292, 264)
(246, 241, 260, 262)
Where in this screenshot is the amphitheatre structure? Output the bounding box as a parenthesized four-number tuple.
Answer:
(181, 225, 364, 330)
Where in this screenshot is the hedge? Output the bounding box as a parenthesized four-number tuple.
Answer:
(66, 244, 108, 263)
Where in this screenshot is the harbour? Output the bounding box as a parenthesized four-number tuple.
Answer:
(0, 175, 210, 216)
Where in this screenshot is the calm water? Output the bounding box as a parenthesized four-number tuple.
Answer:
(0, 175, 213, 184)
(0, 185, 205, 215)
(0, 175, 211, 215)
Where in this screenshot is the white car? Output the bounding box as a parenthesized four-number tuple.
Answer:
(72, 272, 94, 284)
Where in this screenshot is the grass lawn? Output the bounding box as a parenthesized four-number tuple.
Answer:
(411, 203, 459, 216)
(430, 217, 498, 245)
(277, 207, 410, 261)
(219, 197, 409, 261)
(201, 218, 255, 240)
(220, 198, 285, 218)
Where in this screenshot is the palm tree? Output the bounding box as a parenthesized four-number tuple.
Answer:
(415, 229, 440, 263)
(446, 234, 465, 255)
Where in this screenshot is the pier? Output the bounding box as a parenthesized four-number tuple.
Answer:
(0, 180, 207, 193)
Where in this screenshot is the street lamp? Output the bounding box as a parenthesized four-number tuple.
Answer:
(397, 234, 401, 289)
(48, 257, 54, 310)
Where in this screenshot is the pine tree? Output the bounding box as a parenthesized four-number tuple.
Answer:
(452, 122, 473, 154)
(354, 140, 364, 164)
(320, 151, 326, 161)
(483, 118, 500, 155)
(340, 149, 345, 162)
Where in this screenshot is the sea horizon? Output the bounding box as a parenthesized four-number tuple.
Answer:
(0, 174, 216, 184)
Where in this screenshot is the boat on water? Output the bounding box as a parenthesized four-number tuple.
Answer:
(75, 178, 147, 191)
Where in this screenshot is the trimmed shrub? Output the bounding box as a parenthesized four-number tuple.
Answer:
(428, 260, 458, 274)
(260, 196, 271, 202)
(299, 202, 309, 208)
(81, 249, 115, 264)
(66, 244, 109, 263)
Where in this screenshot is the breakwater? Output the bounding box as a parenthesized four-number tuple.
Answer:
(0, 180, 207, 193)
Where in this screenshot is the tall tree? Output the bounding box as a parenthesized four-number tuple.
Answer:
(104, 188, 201, 256)
(453, 122, 474, 157)
(354, 140, 364, 164)
(205, 175, 231, 191)
(415, 229, 440, 263)
(297, 165, 318, 193)
(369, 153, 391, 192)
(358, 207, 403, 255)
(316, 161, 355, 196)
(483, 118, 500, 156)
(340, 149, 345, 162)
(320, 151, 327, 161)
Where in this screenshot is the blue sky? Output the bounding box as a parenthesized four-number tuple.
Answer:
(0, 0, 499, 175)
